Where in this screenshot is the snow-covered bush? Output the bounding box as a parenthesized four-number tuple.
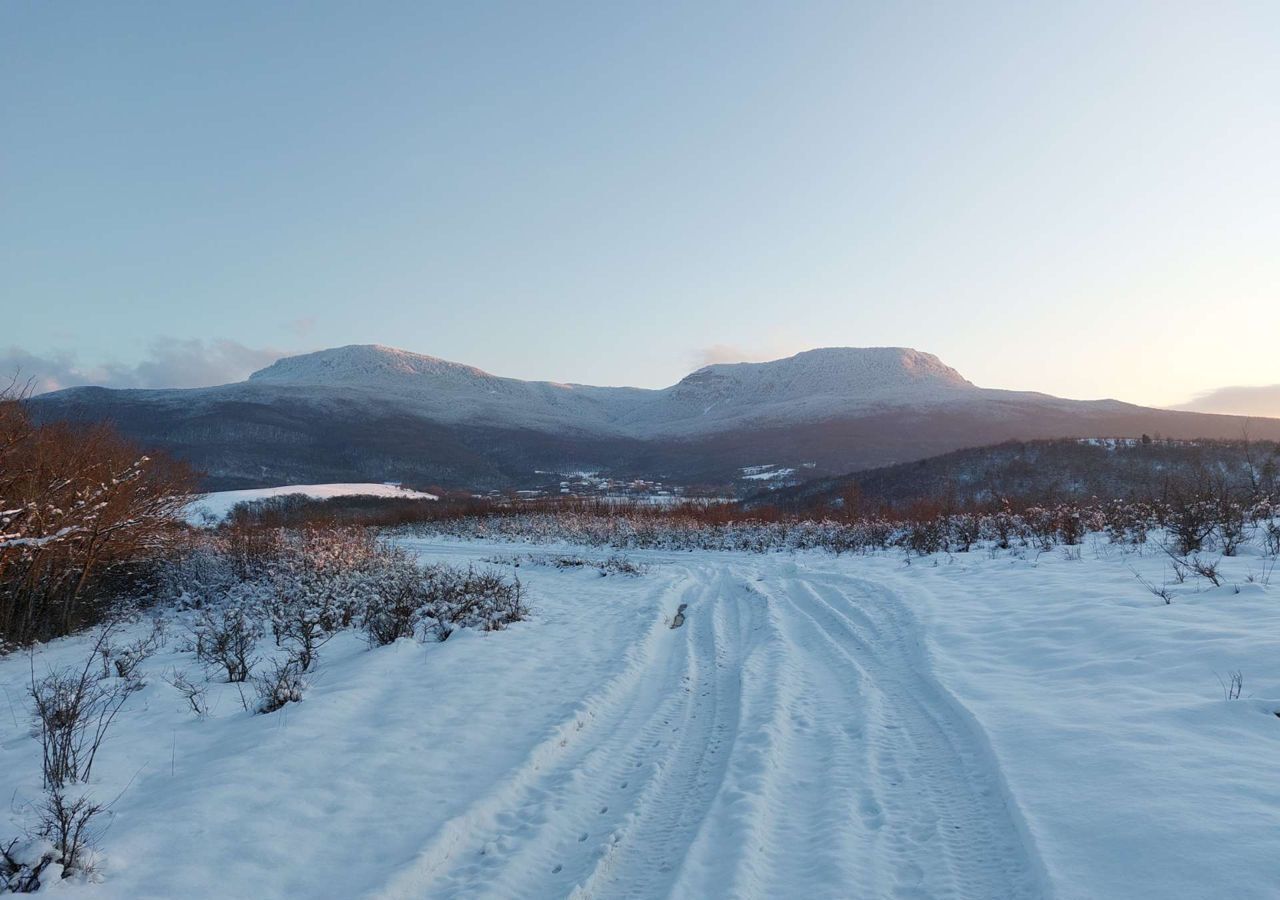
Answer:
(519, 552, 646, 576)
(0, 837, 52, 893)
(360, 550, 428, 646)
(360, 559, 526, 644)
(1, 785, 106, 892)
(420, 565, 526, 641)
(399, 490, 1280, 563)
(253, 657, 306, 714)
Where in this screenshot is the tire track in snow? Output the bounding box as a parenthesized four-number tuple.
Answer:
(367, 558, 1050, 900)
(783, 571, 1051, 899)
(409, 567, 764, 899)
(365, 566, 698, 900)
(574, 567, 761, 899)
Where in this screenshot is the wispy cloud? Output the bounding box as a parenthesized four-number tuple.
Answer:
(286, 317, 317, 338)
(1, 339, 286, 395)
(692, 342, 798, 369)
(1173, 384, 1280, 419)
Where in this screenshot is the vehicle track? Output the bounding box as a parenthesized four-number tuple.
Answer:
(368, 560, 1049, 900)
(771, 572, 1049, 898)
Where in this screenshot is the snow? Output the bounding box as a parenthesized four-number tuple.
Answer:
(740, 465, 797, 481)
(185, 483, 438, 524)
(2, 536, 1278, 897)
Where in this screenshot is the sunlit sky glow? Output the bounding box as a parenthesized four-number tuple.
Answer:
(2, 2, 1277, 413)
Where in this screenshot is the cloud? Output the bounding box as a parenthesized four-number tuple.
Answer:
(286, 317, 317, 337)
(693, 343, 797, 368)
(1173, 384, 1280, 419)
(0, 339, 286, 395)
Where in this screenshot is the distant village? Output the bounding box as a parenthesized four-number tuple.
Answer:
(460, 463, 813, 505)
(472, 471, 686, 504)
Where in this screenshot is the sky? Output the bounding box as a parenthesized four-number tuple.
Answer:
(2, 2, 1278, 413)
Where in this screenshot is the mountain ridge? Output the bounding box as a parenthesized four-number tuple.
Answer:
(28, 344, 1280, 490)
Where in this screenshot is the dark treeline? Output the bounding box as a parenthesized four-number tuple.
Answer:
(757, 436, 1280, 516)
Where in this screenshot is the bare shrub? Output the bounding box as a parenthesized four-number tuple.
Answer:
(1215, 500, 1249, 556)
(984, 505, 1021, 550)
(1022, 507, 1058, 553)
(1263, 521, 1280, 558)
(35, 787, 103, 879)
(258, 528, 387, 666)
(1167, 497, 1217, 555)
(192, 605, 261, 683)
(950, 514, 981, 553)
(29, 630, 139, 789)
(1188, 556, 1224, 587)
(107, 618, 166, 684)
(1219, 670, 1244, 700)
(162, 668, 209, 718)
(1057, 507, 1086, 546)
(1132, 569, 1173, 604)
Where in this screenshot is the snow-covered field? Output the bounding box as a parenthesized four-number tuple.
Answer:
(3, 537, 1278, 898)
(185, 483, 438, 524)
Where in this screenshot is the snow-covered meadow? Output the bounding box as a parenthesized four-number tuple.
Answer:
(2, 531, 1278, 898)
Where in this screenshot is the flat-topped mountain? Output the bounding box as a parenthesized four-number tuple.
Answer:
(29, 345, 1280, 490)
(237, 345, 1061, 433)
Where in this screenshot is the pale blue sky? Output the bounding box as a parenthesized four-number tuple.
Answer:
(3, 2, 1277, 410)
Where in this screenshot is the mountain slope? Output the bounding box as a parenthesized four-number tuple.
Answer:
(28, 345, 1280, 490)
(755, 437, 1280, 512)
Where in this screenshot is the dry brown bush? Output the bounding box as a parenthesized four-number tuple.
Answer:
(1, 387, 197, 645)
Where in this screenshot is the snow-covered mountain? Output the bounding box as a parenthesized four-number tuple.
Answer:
(28, 344, 1280, 489)
(247, 345, 647, 434)
(241, 344, 1030, 435)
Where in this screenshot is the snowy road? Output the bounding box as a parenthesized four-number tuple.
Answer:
(370, 551, 1049, 899)
(11, 538, 1274, 898)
